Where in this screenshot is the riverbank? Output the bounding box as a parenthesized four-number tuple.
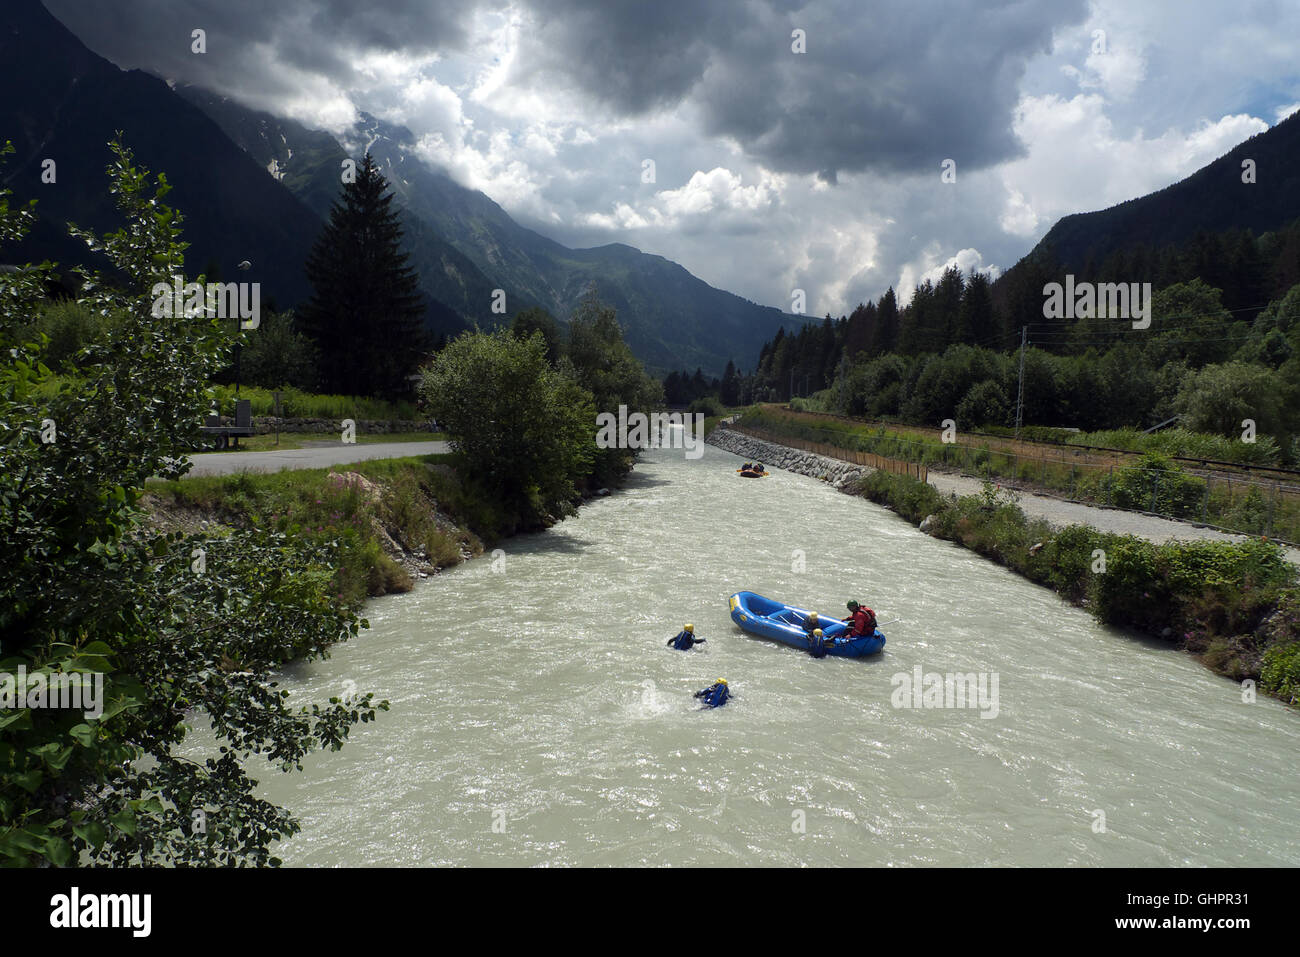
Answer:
(707, 426, 1300, 707)
(706, 426, 870, 489)
(145, 449, 624, 613)
(710, 425, 1300, 558)
(738, 405, 1300, 544)
(143, 456, 481, 607)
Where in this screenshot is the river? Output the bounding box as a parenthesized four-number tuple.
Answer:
(209, 443, 1300, 866)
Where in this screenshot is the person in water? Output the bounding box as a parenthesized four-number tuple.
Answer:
(668, 623, 706, 650)
(842, 600, 877, 637)
(694, 678, 730, 708)
(809, 627, 828, 659)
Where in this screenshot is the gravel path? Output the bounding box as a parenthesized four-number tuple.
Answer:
(927, 469, 1300, 564)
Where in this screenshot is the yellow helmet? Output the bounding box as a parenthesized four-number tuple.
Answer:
(813, 628, 824, 637)
(684, 623, 694, 633)
(716, 678, 728, 685)
(808, 612, 819, 622)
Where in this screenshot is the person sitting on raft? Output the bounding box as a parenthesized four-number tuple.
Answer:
(842, 600, 877, 637)
(667, 623, 706, 650)
(694, 678, 730, 708)
(809, 627, 828, 659)
(802, 612, 820, 635)
(739, 462, 752, 472)
(755, 462, 765, 473)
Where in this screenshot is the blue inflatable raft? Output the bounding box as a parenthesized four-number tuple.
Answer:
(728, 591, 886, 658)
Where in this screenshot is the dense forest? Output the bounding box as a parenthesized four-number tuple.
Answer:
(727, 216, 1300, 460)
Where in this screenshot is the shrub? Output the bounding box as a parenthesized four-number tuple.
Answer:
(688, 395, 725, 417)
(1101, 452, 1205, 517)
(1261, 642, 1300, 702)
(955, 380, 1010, 429)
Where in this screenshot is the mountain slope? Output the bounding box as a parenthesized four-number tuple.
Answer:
(173, 86, 501, 332)
(0, 0, 321, 308)
(344, 112, 804, 375)
(178, 93, 802, 375)
(1027, 110, 1300, 271)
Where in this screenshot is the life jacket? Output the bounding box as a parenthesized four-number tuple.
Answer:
(672, 630, 695, 650)
(705, 683, 729, 707)
(848, 607, 875, 636)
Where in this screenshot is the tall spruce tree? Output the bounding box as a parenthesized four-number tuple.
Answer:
(301, 153, 428, 397)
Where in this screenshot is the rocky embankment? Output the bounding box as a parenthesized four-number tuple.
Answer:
(706, 426, 869, 490)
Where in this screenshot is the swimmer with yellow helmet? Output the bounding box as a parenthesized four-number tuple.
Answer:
(667, 623, 707, 651)
(693, 677, 730, 708)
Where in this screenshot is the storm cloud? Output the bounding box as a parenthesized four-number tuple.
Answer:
(48, 0, 1089, 179)
(39, 0, 1300, 322)
(508, 0, 1090, 179)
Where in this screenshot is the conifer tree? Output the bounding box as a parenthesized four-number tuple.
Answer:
(301, 153, 428, 397)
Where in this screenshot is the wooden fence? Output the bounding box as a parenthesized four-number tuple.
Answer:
(728, 424, 928, 483)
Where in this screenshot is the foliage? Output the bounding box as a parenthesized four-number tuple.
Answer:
(564, 285, 662, 486)
(419, 329, 597, 534)
(1101, 453, 1206, 517)
(301, 153, 429, 398)
(1174, 360, 1286, 439)
(0, 140, 384, 866)
(955, 379, 1010, 429)
(687, 395, 725, 417)
(509, 307, 562, 366)
(1260, 641, 1300, 703)
(208, 383, 419, 421)
(12, 300, 118, 373)
(222, 308, 320, 392)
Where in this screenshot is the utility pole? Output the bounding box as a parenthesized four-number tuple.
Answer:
(1014, 325, 1027, 439)
(789, 368, 795, 401)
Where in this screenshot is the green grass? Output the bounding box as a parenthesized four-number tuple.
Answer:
(25, 375, 424, 422)
(982, 424, 1282, 466)
(208, 384, 421, 420)
(146, 454, 480, 605)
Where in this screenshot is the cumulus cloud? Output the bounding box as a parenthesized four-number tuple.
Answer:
(39, 0, 1300, 324)
(997, 93, 1268, 231)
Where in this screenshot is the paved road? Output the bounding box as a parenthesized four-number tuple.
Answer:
(179, 440, 450, 477)
(928, 469, 1300, 564)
